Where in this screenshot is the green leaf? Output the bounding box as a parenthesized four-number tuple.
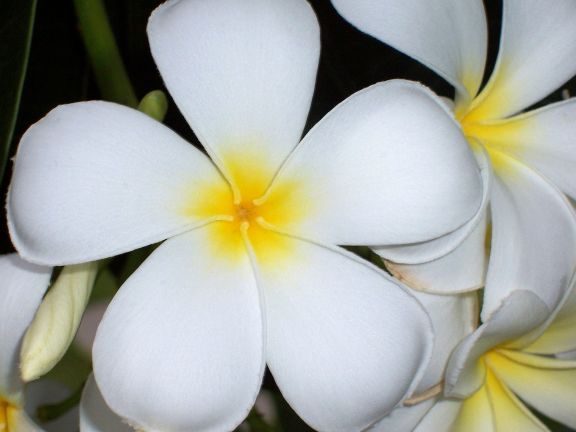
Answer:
(0, 0, 37, 180)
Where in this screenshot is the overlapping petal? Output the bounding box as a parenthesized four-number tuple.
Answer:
(148, 0, 319, 189)
(0, 254, 51, 399)
(483, 367, 546, 432)
(330, 0, 487, 104)
(445, 290, 549, 398)
(414, 399, 462, 432)
(80, 376, 133, 432)
(8, 101, 229, 266)
(466, 0, 576, 121)
(375, 145, 491, 267)
(261, 80, 482, 246)
(92, 226, 265, 432)
(525, 277, 576, 355)
(385, 216, 487, 293)
(367, 398, 436, 432)
(482, 156, 576, 320)
(470, 99, 576, 200)
(488, 350, 576, 429)
(257, 233, 433, 432)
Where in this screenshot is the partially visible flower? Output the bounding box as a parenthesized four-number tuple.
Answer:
(0, 254, 51, 431)
(7, 0, 484, 430)
(332, 0, 576, 319)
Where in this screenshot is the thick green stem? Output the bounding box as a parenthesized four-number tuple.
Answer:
(73, 0, 138, 106)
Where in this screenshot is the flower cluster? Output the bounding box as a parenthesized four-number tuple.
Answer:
(1, 0, 575, 431)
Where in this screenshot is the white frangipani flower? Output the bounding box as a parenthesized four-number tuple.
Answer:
(0, 254, 51, 431)
(332, 0, 576, 315)
(7, 0, 483, 430)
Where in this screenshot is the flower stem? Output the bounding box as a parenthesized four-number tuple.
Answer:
(73, 0, 138, 107)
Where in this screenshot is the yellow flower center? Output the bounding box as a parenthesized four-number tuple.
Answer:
(181, 147, 309, 269)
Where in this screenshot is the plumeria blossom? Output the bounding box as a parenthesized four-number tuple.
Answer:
(0, 253, 51, 431)
(7, 0, 484, 430)
(413, 280, 576, 432)
(367, 290, 479, 431)
(331, 0, 576, 314)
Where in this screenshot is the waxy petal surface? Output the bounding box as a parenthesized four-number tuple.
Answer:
(385, 216, 487, 294)
(263, 81, 482, 246)
(330, 0, 487, 104)
(8, 101, 228, 266)
(472, 99, 576, 200)
(259, 233, 433, 432)
(80, 376, 133, 432)
(0, 254, 50, 399)
(446, 290, 549, 398)
(148, 0, 319, 189)
(482, 157, 576, 320)
(467, 0, 576, 120)
(489, 350, 576, 429)
(92, 226, 265, 432)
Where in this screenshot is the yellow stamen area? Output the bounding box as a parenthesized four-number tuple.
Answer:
(0, 399, 17, 432)
(182, 147, 309, 270)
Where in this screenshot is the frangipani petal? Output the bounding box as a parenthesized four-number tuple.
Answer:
(482, 157, 576, 321)
(330, 0, 487, 105)
(263, 80, 482, 246)
(470, 99, 576, 201)
(525, 277, 576, 354)
(445, 290, 549, 398)
(450, 383, 494, 432)
(8, 101, 227, 266)
(414, 399, 462, 432)
(80, 375, 133, 432)
(489, 350, 576, 429)
(385, 212, 487, 293)
(484, 367, 547, 432)
(259, 234, 433, 431)
(0, 254, 51, 398)
(367, 398, 436, 432)
(4, 409, 43, 432)
(375, 145, 491, 266)
(148, 0, 319, 189)
(92, 226, 265, 432)
(466, 0, 576, 121)
(21, 262, 99, 382)
(411, 291, 478, 394)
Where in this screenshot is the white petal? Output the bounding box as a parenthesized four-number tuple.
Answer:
(411, 291, 478, 394)
(525, 277, 576, 354)
(92, 225, 265, 432)
(415, 399, 462, 432)
(466, 0, 576, 120)
(148, 0, 319, 186)
(375, 145, 491, 266)
(80, 375, 133, 432)
(0, 254, 51, 398)
(367, 398, 436, 432)
(261, 80, 482, 246)
(330, 0, 487, 105)
(482, 158, 576, 320)
(483, 366, 547, 432)
(8, 101, 227, 265)
(488, 350, 576, 429)
(385, 216, 487, 294)
(445, 290, 550, 398)
(259, 233, 433, 432)
(447, 384, 494, 432)
(21, 262, 99, 381)
(470, 99, 576, 200)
